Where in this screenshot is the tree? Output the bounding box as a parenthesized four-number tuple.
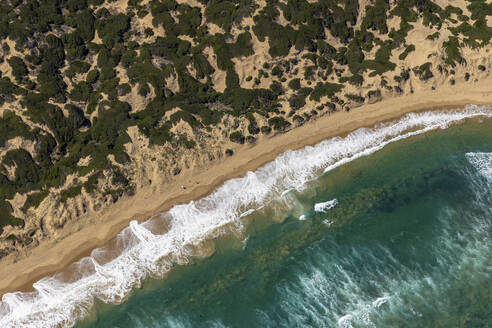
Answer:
(8, 56, 28, 83)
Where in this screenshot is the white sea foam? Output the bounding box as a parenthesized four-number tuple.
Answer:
(466, 152, 492, 182)
(1, 105, 491, 328)
(323, 219, 334, 227)
(338, 314, 354, 327)
(240, 209, 255, 218)
(372, 296, 390, 308)
(314, 199, 338, 212)
(465, 152, 492, 206)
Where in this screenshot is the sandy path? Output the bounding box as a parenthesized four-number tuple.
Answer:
(1, 81, 492, 297)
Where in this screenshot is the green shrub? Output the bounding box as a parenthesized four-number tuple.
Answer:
(204, 0, 254, 32)
(66, 60, 91, 79)
(22, 190, 49, 212)
(229, 131, 245, 144)
(86, 69, 99, 84)
(69, 81, 92, 102)
(346, 93, 365, 103)
(292, 114, 304, 125)
(96, 13, 130, 47)
(271, 65, 283, 77)
(362, 0, 389, 34)
(118, 83, 132, 96)
(269, 81, 283, 96)
(443, 36, 465, 66)
(0, 111, 35, 147)
(288, 78, 301, 90)
(111, 168, 129, 186)
(173, 5, 202, 37)
(260, 125, 271, 134)
(246, 114, 260, 135)
(222, 87, 277, 114)
(2, 149, 40, 191)
(7, 56, 28, 83)
(346, 40, 365, 74)
(0, 173, 15, 200)
(363, 42, 396, 75)
(399, 44, 415, 60)
(91, 100, 131, 145)
(0, 77, 25, 105)
(310, 82, 344, 101)
(426, 32, 439, 40)
(192, 53, 214, 79)
(268, 116, 291, 132)
(0, 200, 23, 231)
(66, 104, 90, 129)
(289, 93, 306, 110)
(339, 74, 364, 86)
(60, 185, 82, 203)
(211, 32, 253, 71)
(83, 172, 101, 194)
(413, 62, 434, 80)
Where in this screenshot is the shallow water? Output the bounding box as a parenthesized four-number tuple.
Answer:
(77, 114, 492, 328)
(1, 107, 491, 327)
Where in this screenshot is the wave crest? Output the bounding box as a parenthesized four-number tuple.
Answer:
(314, 199, 338, 212)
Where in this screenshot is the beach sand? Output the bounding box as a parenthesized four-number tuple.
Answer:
(1, 81, 492, 297)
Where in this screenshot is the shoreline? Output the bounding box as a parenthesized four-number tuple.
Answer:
(1, 85, 492, 297)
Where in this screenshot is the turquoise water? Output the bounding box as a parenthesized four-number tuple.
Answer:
(76, 117, 492, 328)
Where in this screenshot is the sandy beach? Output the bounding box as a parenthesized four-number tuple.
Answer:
(1, 81, 492, 297)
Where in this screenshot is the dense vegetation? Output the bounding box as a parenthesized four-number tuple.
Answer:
(0, 0, 490, 238)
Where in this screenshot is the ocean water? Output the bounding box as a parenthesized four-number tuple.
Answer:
(1, 106, 491, 327)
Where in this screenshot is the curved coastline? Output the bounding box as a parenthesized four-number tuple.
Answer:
(0, 85, 492, 302)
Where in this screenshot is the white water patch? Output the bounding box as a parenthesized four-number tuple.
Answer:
(338, 314, 354, 328)
(314, 199, 338, 212)
(1, 105, 491, 328)
(323, 219, 334, 227)
(466, 152, 492, 182)
(372, 296, 390, 308)
(465, 152, 492, 207)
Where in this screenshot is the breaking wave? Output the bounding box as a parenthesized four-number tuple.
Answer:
(466, 152, 492, 182)
(0, 105, 491, 327)
(314, 199, 338, 212)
